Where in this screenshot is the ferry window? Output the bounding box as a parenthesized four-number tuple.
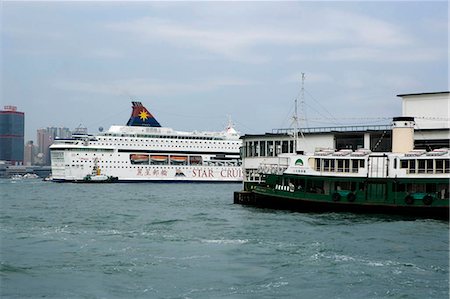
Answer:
(275, 141, 281, 156)
(438, 184, 449, 199)
(330, 159, 335, 172)
(306, 180, 324, 193)
(282, 141, 289, 153)
(315, 159, 321, 171)
(323, 159, 330, 172)
(418, 160, 425, 173)
(260, 141, 266, 156)
(394, 182, 406, 192)
(445, 159, 450, 173)
(290, 140, 294, 153)
(426, 160, 433, 174)
(400, 160, 408, 169)
(268, 142, 274, 157)
(408, 160, 416, 174)
(248, 142, 253, 157)
(351, 160, 359, 173)
(337, 160, 344, 172)
(436, 159, 444, 173)
(426, 183, 436, 193)
(343, 159, 350, 172)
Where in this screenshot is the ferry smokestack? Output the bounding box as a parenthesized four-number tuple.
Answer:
(392, 117, 415, 153)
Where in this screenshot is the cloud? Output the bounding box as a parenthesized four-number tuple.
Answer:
(104, 7, 416, 63)
(322, 47, 445, 62)
(320, 9, 411, 47)
(53, 77, 258, 97)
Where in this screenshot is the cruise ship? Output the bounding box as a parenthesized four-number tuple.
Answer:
(50, 102, 243, 182)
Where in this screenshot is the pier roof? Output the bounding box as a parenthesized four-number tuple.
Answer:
(397, 91, 449, 97)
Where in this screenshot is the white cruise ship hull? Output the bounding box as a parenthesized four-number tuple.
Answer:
(51, 150, 242, 182)
(52, 166, 242, 182)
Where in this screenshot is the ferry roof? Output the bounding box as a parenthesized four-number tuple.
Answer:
(397, 91, 449, 97)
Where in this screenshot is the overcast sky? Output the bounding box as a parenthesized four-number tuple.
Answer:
(1, 1, 448, 142)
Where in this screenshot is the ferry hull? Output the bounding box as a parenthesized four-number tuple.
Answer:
(238, 189, 449, 220)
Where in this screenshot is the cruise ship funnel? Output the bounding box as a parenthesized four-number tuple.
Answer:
(126, 101, 161, 127)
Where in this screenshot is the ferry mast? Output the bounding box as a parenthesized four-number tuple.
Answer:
(293, 73, 306, 153)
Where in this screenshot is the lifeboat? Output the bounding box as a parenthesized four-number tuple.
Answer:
(170, 156, 188, 163)
(150, 155, 168, 162)
(130, 154, 149, 163)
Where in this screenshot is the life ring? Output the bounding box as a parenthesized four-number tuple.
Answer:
(332, 192, 341, 202)
(422, 195, 433, 206)
(404, 195, 414, 205)
(347, 192, 356, 202)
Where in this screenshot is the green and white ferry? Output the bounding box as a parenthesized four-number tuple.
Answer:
(235, 117, 449, 219)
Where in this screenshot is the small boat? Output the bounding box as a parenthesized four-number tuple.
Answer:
(10, 173, 39, 180)
(10, 174, 23, 180)
(43, 175, 53, 182)
(78, 158, 118, 183)
(82, 173, 118, 183)
(22, 173, 39, 179)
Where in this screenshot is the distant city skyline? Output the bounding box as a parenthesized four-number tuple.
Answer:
(1, 1, 448, 142)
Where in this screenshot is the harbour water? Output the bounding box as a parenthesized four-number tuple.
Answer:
(1, 180, 448, 298)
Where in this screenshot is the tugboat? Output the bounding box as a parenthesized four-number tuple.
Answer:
(235, 117, 449, 220)
(79, 158, 118, 183)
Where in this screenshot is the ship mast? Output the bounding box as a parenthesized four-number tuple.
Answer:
(293, 73, 306, 153)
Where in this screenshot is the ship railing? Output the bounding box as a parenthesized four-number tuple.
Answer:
(257, 163, 288, 175)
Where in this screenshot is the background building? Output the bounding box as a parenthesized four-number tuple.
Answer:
(24, 140, 36, 166)
(398, 91, 450, 149)
(0, 105, 24, 165)
(36, 127, 72, 165)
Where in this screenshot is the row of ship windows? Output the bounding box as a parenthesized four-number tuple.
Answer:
(103, 134, 234, 141)
(98, 138, 239, 145)
(70, 161, 241, 166)
(314, 159, 365, 173)
(73, 160, 127, 163)
(93, 143, 237, 150)
(68, 165, 196, 169)
(400, 159, 450, 174)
